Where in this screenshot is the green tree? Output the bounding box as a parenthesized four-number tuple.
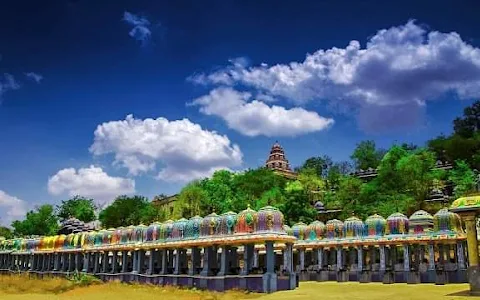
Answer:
(56, 196, 97, 223)
(334, 176, 365, 218)
(396, 149, 444, 210)
(200, 170, 235, 213)
(449, 160, 477, 198)
(231, 168, 286, 210)
(173, 181, 208, 219)
(279, 181, 316, 225)
(297, 156, 333, 177)
(257, 187, 285, 210)
(0, 226, 13, 239)
(454, 100, 480, 138)
(351, 140, 385, 170)
(98, 195, 152, 228)
(11, 205, 59, 236)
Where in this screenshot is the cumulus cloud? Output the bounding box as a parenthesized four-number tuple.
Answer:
(190, 87, 334, 137)
(89, 115, 243, 182)
(0, 190, 28, 226)
(24, 72, 43, 83)
(123, 11, 152, 45)
(48, 165, 135, 205)
(189, 20, 480, 132)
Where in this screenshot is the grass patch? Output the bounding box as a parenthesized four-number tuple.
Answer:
(0, 273, 101, 294)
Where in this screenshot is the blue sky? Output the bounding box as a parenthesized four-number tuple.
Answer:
(1, 0, 480, 225)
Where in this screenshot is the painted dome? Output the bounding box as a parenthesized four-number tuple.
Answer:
(433, 208, 463, 233)
(256, 206, 284, 232)
(306, 220, 326, 240)
(116, 227, 126, 244)
(386, 212, 409, 235)
(326, 219, 344, 239)
(132, 224, 147, 243)
(172, 218, 188, 239)
(283, 224, 293, 236)
(200, 213, 220, 236)
(185, 216, 203, 239)
(55, 234, 66, 249)
(122, 226, 135, 244)
(73, 232, 83, 248)
(344, 215, 365, 238)
(94, 230, 104, 246)
(160, 220, 174, 240)
(291, 222, 308, 240)
(145, 222, 161, 242)
(409, 210, 434, 234)
(236, 205, 258, 234)
(218, 211, 238, 235)
(365, 214, 386, 236)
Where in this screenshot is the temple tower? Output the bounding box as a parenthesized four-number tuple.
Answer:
(265, 141, 297, 179)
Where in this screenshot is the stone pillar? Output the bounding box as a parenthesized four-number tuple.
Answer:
(75, 253, 83, 272)
(93, 252, 100, 274)
(380, 246, 386, 272)
(160, 249, 168, 275)
(218, 246, 230, 276)
(436, 244, 446, 285)
(253, 248, 259, 269)
(53, 253, 60, 271)
(358, 247, 363, 271)
(138, 250, 145, 274)
(131, 250, 138, 273)
(337, 246, 347, 282)
(200, 247, 215, 276)
(241, 244, 254, 275)
(263, 241, 277, 293)
(317, 248, 324, 270)
(82, 252, 89, 272)
(298, 248, 305, 272)
(69, 253, 75, 272)
(167, 250, 174, 273)
(121, 251, 128, 273)
(102, 252, 109, 273)
(189, 247, 201, 275)
(147, 250, 154, 275)
(174, 249, 182, 275)
(428, 244, 435, 270)
(457, 242, 466, 270)
(404, 245, 410, 271)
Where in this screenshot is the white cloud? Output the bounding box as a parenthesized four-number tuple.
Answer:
(0, 190, 28, 226)
(24, 72, 43, 83)
(189, 20, 480, 132)
(48, 165, 135, 205)
(190, 87, 334, 137)
(0, 73, 20, 100)
(123, 11, 152, 46)
(89, 115, 243, 182)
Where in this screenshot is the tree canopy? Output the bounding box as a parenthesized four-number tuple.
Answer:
(11, 205, 59, 237)
(56, 196, 97, 223)
(351, 140, 385, 170)
(99, 195, 157, 228)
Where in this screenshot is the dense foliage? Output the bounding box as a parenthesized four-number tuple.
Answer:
(56, 196, 97, 223)
(11, 205, 59, 236)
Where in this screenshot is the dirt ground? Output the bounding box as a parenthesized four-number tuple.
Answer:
(0, 277, 474, 300)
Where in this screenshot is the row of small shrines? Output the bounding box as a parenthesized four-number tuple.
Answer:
(0, 206, 469, 293)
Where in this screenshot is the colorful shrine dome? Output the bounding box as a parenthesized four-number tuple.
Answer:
(433, 208, 463, 233)
(55, 234, 66, 249)
(326, 219, 344, 239)
(409, 210, 434, 234)
(236, 205, 258, 234)
(291, 222, 308, 240)
(283, 225, 293, 236)
(172, 218, 188, 239)
(123, 226, 135, 244)
(161, 220, 174, 240)
(146, 222, 161, 242)
(365, 214, 386, 236)
(200, 213, 220, 236)
(344, 215, 365, 238)
(116, 227, 125, 244)
(257, 206, 284, 232)
(133, 224, 147, 243)
(185, 216, 203, 239)
(218, 211, 238, 235)
(306, 220, 326, 240)
(386, 212, 409, 235)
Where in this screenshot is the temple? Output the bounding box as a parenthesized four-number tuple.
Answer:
(265, 141, 297, 179)
(0, 204, 475, 293)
